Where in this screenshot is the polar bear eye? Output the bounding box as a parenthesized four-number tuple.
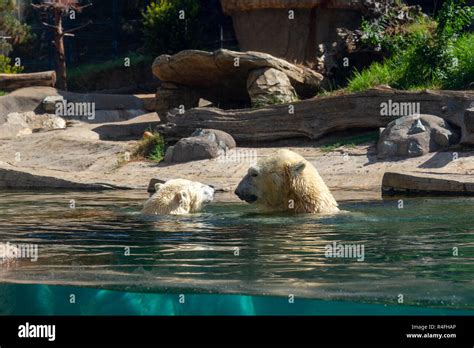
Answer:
(251, 172, 258, 178)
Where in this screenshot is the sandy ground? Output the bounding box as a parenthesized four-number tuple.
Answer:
(0, 115, 472, 202)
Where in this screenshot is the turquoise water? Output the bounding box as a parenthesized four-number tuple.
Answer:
(0, 190, 473, 315)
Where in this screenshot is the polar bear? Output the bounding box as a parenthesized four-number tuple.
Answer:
(142, 179, 214, 215)
(235, 149, 339, 214)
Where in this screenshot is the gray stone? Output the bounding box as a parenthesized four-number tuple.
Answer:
(190, 128, 236, 149)
(165, 128, 236, 163)
(42, 95, 64, 113)
(247, 68, 298, 107)
(0, 111, 66, 139)
(165, 137, 220, 163)
(407, 140, 423, 156)
(465, 107, 474, 133)
(377, 114, 460, 159)
(407, 118, 426, 135)
(152, 49, 323, 113)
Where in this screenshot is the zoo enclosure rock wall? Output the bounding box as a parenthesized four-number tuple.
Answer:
(220, 0, 365, 68)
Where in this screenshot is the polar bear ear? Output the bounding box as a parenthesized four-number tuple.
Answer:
(154, 183, 164, 192)
(291, 161, 306, 176)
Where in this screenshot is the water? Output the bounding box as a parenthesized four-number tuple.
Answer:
(0, 190, 473, 315)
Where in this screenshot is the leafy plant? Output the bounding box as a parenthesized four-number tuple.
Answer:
(0, 54, 23, 73)
(133, 132, 166, 162)
(142, 0, 200, 56)
(349, 0, 474, 91)
(0, 0, 33, 55)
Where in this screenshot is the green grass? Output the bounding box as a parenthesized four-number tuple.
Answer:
(347, 1, 473, 93)
(0, 90, 7, 96)
(133, 132, 166, 162)
(347, 34, 474, 92)
(444, 33, 474, 89)
(319, 132, 379, 152)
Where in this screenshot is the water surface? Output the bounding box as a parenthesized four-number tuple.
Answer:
(0, 190, 473, 314)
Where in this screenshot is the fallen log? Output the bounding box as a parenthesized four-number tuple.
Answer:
(158, 87, 474, 143)
(0, 71, 56, 91)
(382, 171, 474, 196)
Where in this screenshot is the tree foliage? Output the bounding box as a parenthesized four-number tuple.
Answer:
(0, 0, 32, 56)
(142, 0, 200, 56)
(349, 0, 474, 91)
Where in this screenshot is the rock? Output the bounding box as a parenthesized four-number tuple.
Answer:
(42, 95, 64, 113)
(0, 112, 66, 139)
(247, 68, 298, 106)
(165, 129, 236, 163)
(158, 88, 473, 143)
(190, 129, 236, 149)
(1, 87, 147, 123)
(220, 0, 373, 68)
(382, 171, 474, 196)
(465, 107, 474, 133)
(407, 118, 426, 135)
(165, 137, 220, 163)
(152, 49, 323, 114)
(377, 114, 460, 159)
(198, 98, 214, 108)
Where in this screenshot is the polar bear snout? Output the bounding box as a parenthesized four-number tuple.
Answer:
(235, 175, 258, 203)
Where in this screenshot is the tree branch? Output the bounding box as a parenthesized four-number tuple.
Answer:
(41, 22, 59, 30)
(64, 20, 92, 34)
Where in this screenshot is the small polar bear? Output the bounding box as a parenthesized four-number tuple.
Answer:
(142, 179, 215, 215)
(235, 149, 339, 214)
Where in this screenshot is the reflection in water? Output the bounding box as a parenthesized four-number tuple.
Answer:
(0, 190, 473, 311)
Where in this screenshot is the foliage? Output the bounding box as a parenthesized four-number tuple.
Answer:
(349, 0, 474, 91)
(0, 54, 23, 73)
(142, 0, 200, 56)
(133, 132, 166, 162)
(0, 90, 7, 96)
(0, 0, 32, 55)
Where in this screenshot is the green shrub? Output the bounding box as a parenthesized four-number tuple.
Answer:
(444, 33, 474, 89)
(0, 90, 7, 96)
(0, 54, 23, 73)
(142, 0, 200, 56)
(133, 132, 166, 162)
(0, 0, 32, 55)
(348, 0, 474, 91)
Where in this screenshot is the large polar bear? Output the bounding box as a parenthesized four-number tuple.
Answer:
(142, 179, 214, 215)
(235, 149, 339, 214)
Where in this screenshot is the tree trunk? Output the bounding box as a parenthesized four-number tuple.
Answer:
(158, 87, 474, 143)
(54, 9, 67, 91)
(0, 71, 56, 91)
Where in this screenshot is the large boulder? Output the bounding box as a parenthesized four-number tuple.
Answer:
(377, 114, 460, 159)
(152, 49, 323, 114)
(247, 68, 298, 106)
(164, 129, 236, 164)
(0, 112, 66, 139)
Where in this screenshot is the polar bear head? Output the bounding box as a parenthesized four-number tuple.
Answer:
(235, 149, 338, 214)
(143, 179, 215, 215)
